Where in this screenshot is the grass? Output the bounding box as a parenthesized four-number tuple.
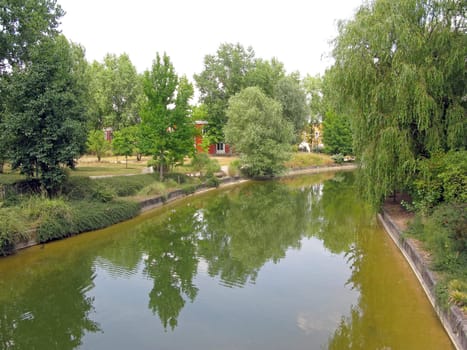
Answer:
(284, 152, 335, 169)
(72, 155, 151, 177)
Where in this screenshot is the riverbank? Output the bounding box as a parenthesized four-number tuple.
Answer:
(378, 204, 467, 350)
(7, 163, 356, 253)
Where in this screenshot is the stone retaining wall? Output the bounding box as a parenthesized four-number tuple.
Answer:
(378, 209, 467, 350)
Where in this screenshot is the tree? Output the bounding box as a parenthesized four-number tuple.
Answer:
(330, 0, 466, 207)
(194, 43, 256, 142)
(274, 76, 308, 142)
(247, 57, 285, 98)
(225, 87, 293, 177)
(303, 74, 324, 123)
(0, 0, 64, 173)
(86, 130, 109, 162)
(140, 53, 194, 180)
(87, 53, 142, 130)
(3, 36, 87, 194)
(112, 126, 140, 168)
(322, 110, 353, 155)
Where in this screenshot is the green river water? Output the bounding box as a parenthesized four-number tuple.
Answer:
(0, 172, 453, 349)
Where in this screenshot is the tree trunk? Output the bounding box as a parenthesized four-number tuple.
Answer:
(0, 161, 3, 174)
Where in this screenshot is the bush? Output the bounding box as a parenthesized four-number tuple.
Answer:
(409, 151, 466, 214)
(36, 200, 140, 243)
(138, 182, 167, 196)
(190, 153, 221, 177)
(205, 175, 220, 188)
(331, 153, 345, 164)
(0, 208, 28, 256)
(228, 159, 242, 177)
(407, 202, 467, 308)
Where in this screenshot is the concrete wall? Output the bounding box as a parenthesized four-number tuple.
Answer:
(379, 209, 467, 350)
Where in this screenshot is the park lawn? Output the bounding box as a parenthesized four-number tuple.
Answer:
(71, 155, 151, 177)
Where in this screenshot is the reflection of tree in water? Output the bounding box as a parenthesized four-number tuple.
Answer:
(0, 255, 100, 350)
(307, 172, 373, 255)
(198, 181, 309, 287)
(138, 205, 200, 331)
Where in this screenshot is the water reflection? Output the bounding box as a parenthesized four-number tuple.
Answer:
(0, 172, 453, 349)
(0, 255, 100, 349)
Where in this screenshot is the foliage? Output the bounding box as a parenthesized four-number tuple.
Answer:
(225, 87, 293, 177)
(322, 110, 353, 155)
(407, 203, 467, 301)
(140, 53, 195, 180)
(87, 53, 142, 130)
(3, 35, 88, 195)
(303, 74, 324, 123)
(0, 0, 63, 71)
(0, 208, 28, 256)
(274, 76, 308, 141)
(194, 43, 256, 142)
(112, 125, 141, 168)
(248, 57, 285, 98)
(62, 174, 159, 200)
(408, 151, 466, 214)
(331, 153, 345, 164)
(228, 159, 242, 177)
(0, 0, 66, 173)
(329, 0, 467, 207)
(86, 130, 110, 162)
(205, 175, 220, 188)
(448, 280, 467, 312)
(36, 200, 140, 243)
(190, 153, 220, 177)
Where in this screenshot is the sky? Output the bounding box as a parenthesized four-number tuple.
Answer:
(58, 0, 363, 80)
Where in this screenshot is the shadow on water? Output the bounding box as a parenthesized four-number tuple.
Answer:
(0, 172, 453, 349)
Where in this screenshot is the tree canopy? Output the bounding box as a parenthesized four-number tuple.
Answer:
(329, 0, 466, 206)
(225, 87, 293, 177)
(3, 35, 87, 193)
(140, 53, 194, 180)
(87, 53, 142, 130)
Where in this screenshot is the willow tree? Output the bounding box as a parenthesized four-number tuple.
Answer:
(330, 0, 466, 207)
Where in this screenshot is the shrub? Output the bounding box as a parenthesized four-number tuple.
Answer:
(181, 184, 197, 195)
(190, 153, 221, 177)
(228, 159, 242, 177)
(205, 175, 220, 188)
(409, 151, 466, 214)
(0, 208, 28, 256)
(36, 200, 140, 243)
(407, 202, 467, 308)
(331, 153, 345, 164)
(138, 182, 167, 196)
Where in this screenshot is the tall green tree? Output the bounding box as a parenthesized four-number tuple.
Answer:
(330, 0, 466, 206)
(0, 0, 64, 173)
(322, 110, 353, 155)
(112, 125, 141, 167)
(140, 53, 194, 180)
(86, 130, 109, 162)
(247, 57, 286, 98)
(3, 36, 87, 193)
(194, 43, 256, 142)
(225, 87, 293, 177)
(303, 74, 324, 123)
(274, 76, 308, 142)
(88, 53, 142, 130)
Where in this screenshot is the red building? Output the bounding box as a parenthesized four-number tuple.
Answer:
(195, 120, 231, 155)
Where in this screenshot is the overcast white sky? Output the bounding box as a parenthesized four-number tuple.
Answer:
(58, 0, 363, 79)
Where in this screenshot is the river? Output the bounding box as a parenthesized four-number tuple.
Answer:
(0, 172, 453, 349)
